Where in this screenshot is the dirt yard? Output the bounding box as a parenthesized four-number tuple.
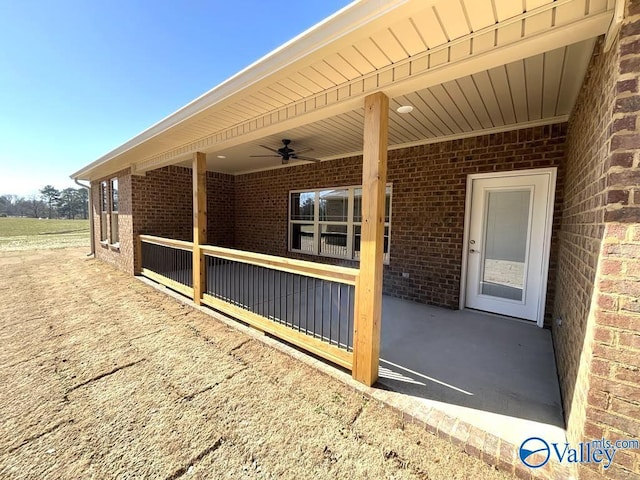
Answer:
(0, 248, 511, 479)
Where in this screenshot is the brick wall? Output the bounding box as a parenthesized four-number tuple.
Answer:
(90, 165, 235, 274)
(235, 124, 566, 316)
(554, 2, 640, 478)
(581, 3, 640, 478)
(584, 224, 640, 479)
(206, 170, 235, 247)
(552, 36, 616, 447)
(131, 166, 193, 242)
(91, 168, 134, 274)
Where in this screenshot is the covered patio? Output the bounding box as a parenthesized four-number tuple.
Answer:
(72, 1, 633, 476)
(137, 232, 565, 447)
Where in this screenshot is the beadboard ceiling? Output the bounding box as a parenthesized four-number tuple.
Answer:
(200, 38, 594, 174)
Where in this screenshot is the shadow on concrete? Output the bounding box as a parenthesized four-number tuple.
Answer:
(379, 296, 565, 429)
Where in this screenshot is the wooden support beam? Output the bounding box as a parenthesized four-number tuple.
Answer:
(353, 92, 388, 386)
(134, 235, 142, 275)
(192, 152, 207, 304)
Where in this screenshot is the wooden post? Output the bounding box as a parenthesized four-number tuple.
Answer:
(134, 234, 142, 274)
(352, 92, 388, 386)
(192, 152, 207, 304)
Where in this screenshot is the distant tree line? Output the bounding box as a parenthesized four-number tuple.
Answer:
(0, 185, 89, 219)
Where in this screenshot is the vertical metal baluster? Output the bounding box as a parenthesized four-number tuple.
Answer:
(278, 270, 282, 323)
(313, 278, 317, 338)
(297, 275, 301, 332)
(216, 258, 220, 298)
(284, 273, 289, 326)
(251, 264, 255, 313)
(270, 269, 275, 320)
(329, 282, 334, 345)
(337, 283, 342, 348)
(245, 262, 249, 309)
(260, 267, 264, 317)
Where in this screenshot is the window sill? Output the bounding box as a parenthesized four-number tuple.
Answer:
(109, 243, 120, 252)
(99, 241, 109, 248)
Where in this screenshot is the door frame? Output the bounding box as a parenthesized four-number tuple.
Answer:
(459, 167, 557, 327)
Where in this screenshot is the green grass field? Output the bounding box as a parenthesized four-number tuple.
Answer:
(0, 217, 90, 251)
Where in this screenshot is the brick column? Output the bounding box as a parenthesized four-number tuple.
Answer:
(578, 2, 640, 478)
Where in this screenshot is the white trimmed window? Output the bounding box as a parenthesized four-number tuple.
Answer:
(100, 181, 108, 242)
(289, 184, 392, 263)
(110, 177, 119, 245)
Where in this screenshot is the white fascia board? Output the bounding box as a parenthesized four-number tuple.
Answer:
(71, 0, 430, 180)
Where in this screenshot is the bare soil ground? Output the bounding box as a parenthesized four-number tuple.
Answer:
(0, 248, 512, 479)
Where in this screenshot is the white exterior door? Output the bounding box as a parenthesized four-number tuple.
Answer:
(464, 169, 556, 324)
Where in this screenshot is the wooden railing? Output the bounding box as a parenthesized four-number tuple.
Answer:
(200, 245, 358, 369)
(138, 235, 359, 371)
(139, 235, 194, 298)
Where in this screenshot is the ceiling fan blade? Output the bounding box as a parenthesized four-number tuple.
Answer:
(294, 147, 313, 155)
(294, 155, 321, 162)
(258, 145, 280, 153)
(249, 154, 281, 158)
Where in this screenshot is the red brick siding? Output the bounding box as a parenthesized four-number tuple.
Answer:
(235, 124, 566, 316)
(91, 168, 134, 274)
(580, 2, 640, 477)
(131, 166, 193, 242)
(552, 36, 615, 447)
(554, 2, 640, 477)
(206, 170, 235, 247)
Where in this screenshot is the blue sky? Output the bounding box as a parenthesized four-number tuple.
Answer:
(0, 0, 352, 197)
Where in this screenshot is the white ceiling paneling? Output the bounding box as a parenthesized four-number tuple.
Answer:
(454, 76, 494, 129)
(506, 60, 529, 123)
(353, 37, 391, 69)
(434, 1, 472, 41)
(193, 40, 594, 176)
(388, 18, 427, 56)
(370, 29, 409, 63)
(525, 54, 545, 120)
(470, 70, 505, 127)
(462, 0, 496, 31)
(442, 79, 484, 130)
(541, 47, 566, 118)
(410, 7, 449, 48)
(492, 0, 523, 21)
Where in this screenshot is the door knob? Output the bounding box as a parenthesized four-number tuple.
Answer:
(469, 249, 479, 253)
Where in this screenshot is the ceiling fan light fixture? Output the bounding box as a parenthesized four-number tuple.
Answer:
(396, 105, 414, 114)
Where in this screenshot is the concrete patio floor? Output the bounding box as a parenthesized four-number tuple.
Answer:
(378, 295, 566, 447)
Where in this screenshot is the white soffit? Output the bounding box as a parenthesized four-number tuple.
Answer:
(73, 0, 615, 180)
(188, 38, 595, 174)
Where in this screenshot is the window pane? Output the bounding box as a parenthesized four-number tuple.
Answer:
(110, 212, 119, 244)
(319, 189, 348, 221)
(101, 182, 108, 212)
(100, 212, 108, 241)
(481, 190, 530, 301)
(111, 178, 119, 212)
(353, 186, 391, 222)
(320, 224, 347, 257)
(291, 223, 314, 253)
(290, 192, 314, 220)
(353, 225, 389, 260)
